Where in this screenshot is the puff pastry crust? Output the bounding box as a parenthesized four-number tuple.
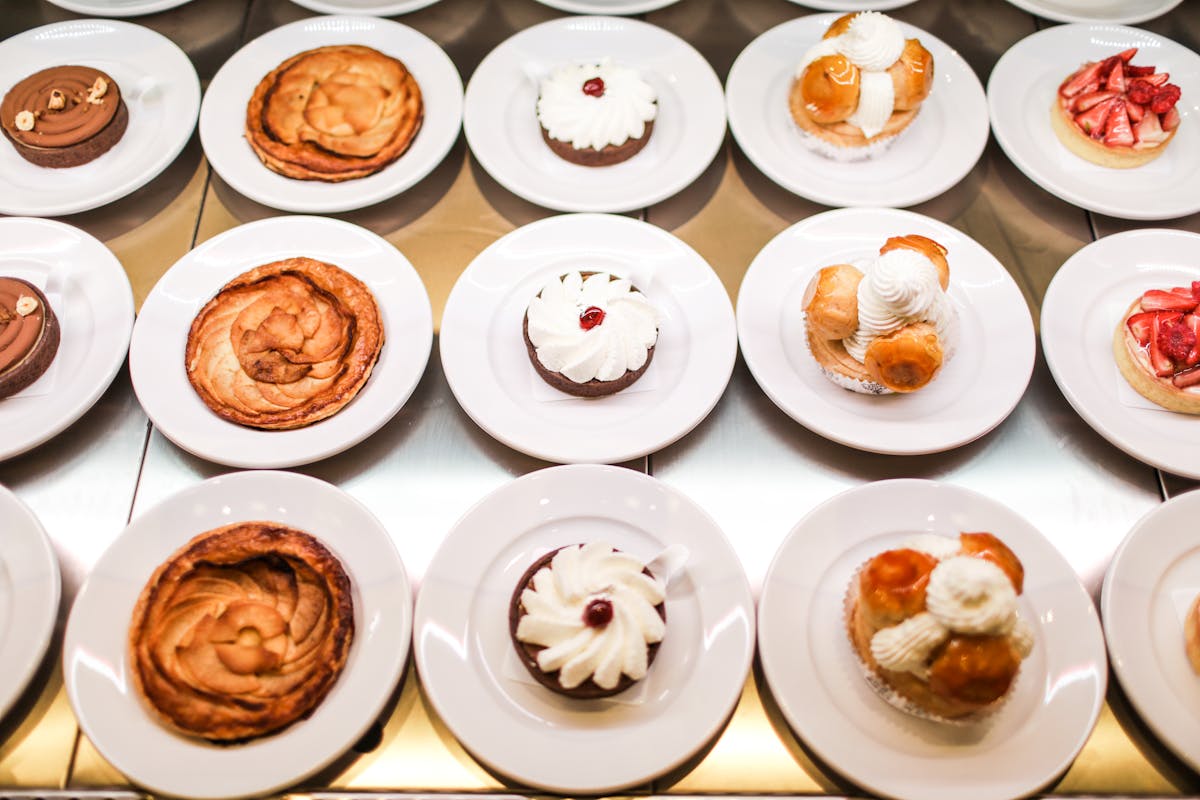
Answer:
(128, 522, 354, 741)
(245, 45, 423, 181)
(185, 257, 384, 430)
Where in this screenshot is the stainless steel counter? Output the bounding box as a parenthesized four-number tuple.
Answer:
(1, 0, 1199, 795)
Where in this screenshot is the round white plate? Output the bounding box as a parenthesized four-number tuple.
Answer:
(1002, 0, 1184, 24)
(726, 14, 987, 208)
(0, 20, 200, 217)
(288, 0, 441, 14)
(414, 463, 754, 793)
(440, 213, 736, 464)
(1103, 489, 1200, 772)
(63, 470, 411, 800)
(784, 0, 916, 9)
(989, 24, 1200, 221)
(200, 16, 463, 213)
(0, 218, 134, 462)
(530, 0, 680, 13)
(43, 0, 193, 16)
(1042, 229, 1200, 478)
(129, 216, 432, 469)
(0, 485, 60, 723)
(463, 16, 726, 213)
(737, 207, 1035, 455)
(759, 479, 1106, 800)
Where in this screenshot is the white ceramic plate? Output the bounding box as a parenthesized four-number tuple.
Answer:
(1042, 229, 1200, 478)
(63, 470, 411, 800)
(1103, 489, 1200, 772)
(200, 16, 463, 213)
(0, 218, 134, 462)
(462, 16, 726, 213)
(129, 216, 432, 469)
(784, 0, 916, 9)
(737, 207, 1035, 455)
(43, 0, 193, 16)
(1002, 0, 1184, 24)
(0, 485, 60, 724)
(0, 20, 200, 217)
(530, 0, 680, 13)
(414, 464, 754, 793)
(288, 0, 441, 14)
(989, 24, 1200, 221)
(440, 213, 736, 464)
(726, 14, 987, 208)
(758, 479, 1106, 800)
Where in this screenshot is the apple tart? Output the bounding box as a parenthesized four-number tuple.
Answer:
(185, 257, 384, 430)
(128, 522, 354, 741)
(246, 44, 423, 181)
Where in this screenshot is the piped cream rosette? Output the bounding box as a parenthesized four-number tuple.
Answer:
(803, 235, 958, 395)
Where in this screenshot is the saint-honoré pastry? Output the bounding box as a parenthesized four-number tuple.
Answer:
(1113, 282, 1200, 414)
(803, 234, 957, 394)
(788, 12, 934, 161)
(1, 65, 128, 168)
(128, 521, 354, 741)
(846, 532, 1034, 720)
(1052, 48, 1182, 169)
(536, 60, 657, 167)
(1186, 593, 1200, 674)
(510, 541, 666, 699)
(245, 45, 423, 181)
(523, 271, 660, 397)
(185, 257, 384, 429)
(0, 278, 60, 400)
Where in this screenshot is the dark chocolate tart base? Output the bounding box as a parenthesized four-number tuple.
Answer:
(509, 545, 665, 700)
(0, 280, 60, 400)
(2, 99, 129, 168)
(539, 119, 653, 167)
(522, 313, 655, 398)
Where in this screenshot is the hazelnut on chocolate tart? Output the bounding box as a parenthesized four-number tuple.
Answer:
(245, 45, 423, 182)
(1, 65, 128, 168)
(510, 541, 666, 699)
(128, 521, 354, 741)
(535, 60, 657, 167)
(0, 278, 60, 399)
(185, 257, 384, 430)
(523, 271, 660, 398)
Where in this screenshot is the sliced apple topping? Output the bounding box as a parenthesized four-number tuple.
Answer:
(1059, 48, 1183, 149)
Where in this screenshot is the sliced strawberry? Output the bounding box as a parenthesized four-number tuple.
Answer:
(1191, 281, 1200, 303)
(1117, 48, 1138, 62)
(1075, 97, 1118, 137)
(1126, 64, 1156, 77)
(1163, 106, 1181, 131)
(1061, 60, 1105, 97)
(1105, 101, 1135, 146)
(1128, 80, 1157, 105)
(1186, 315, 1200, 366)
(1073, 89, 1119, 112)
(1142, 72, 1171, 86)
(1171, 286, 1195, 298)
(1151, 84, 1182, 115)
(1127, 311, 1158, 346)
(1142, 289, 1198, 312)
(1174, 366, 1200, 388)
(1126, 101, 1145, 123)
(1150, 314, 1176, 376)
(1159, 317, 1196, 363)
(1134, 111, 1166, 144)
(1106, 59, 1127, 92)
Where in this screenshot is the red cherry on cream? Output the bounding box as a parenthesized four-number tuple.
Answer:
(583, 598, 614, 627)
(582, 77, 605, 97)
(579, 306, 605, 330)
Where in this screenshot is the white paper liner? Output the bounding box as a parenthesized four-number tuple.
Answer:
(802, 314, 892, 395)
(505, 543, 688, 705)
(793, 124, 902, 162)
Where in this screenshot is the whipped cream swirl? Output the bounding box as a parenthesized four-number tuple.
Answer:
(843, 248, 958, 364)
(925, 556, 1018, 636)
(901, 534, 961, 561)
(795, 12, 907, 138)
(870, 612, 947, 677)
(536, 60, 657, 151)
(516, 542, 666, 690)
(526, 271, 660, 384)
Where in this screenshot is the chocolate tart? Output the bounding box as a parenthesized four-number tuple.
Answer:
(539, 119, 654, 167)
(1, 65, 128, 168)
(0, 278, 60, 399)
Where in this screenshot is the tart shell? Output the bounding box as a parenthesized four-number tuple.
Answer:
(1113, 298, 1200, 415)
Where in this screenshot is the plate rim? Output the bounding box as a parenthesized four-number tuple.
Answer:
(42, 0, 194, 16)
(287, 0, 443, 14)
(1001, 0, 1184, 25)
(529, 0, 681, 13)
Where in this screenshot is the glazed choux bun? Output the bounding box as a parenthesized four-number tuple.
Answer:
(823, 12, 857, 39)
(959, 532, 1025, 593)
(889, 39, 934, 112)
(928, 635, 1021, 708)
(803, 264, 862, 340)
(858, 548, 938, 630)
(880, 234, 949, 290)
(863, 321, 944, 392)
(800, 55, 861, 124)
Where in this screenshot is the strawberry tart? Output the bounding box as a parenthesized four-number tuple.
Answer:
(1114, 282, 1200, 414)
(1052, 48, 1182, 168)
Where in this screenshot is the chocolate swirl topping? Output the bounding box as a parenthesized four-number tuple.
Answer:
(0, 277, 46, 374)
(1, 65, 120, 148)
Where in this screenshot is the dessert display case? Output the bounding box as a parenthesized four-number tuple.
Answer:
(1, 0, 1199, 797)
